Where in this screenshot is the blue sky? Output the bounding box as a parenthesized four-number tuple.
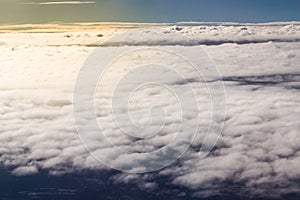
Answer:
(0, 0, 300, 24)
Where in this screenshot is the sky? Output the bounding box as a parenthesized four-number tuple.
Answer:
(0, 0, 300, 24)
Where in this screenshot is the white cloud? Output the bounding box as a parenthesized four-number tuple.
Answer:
(24, 1, 95, 5)
(0, 25, 299, 198)
(12, 166, 39, 176)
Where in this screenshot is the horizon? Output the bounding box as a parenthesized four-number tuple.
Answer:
(1, 21, 299, 33)
(1, 20, 300, 26)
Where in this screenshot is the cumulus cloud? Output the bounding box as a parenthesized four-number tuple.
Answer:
(101, 25, 300, 46)
(0, 25, 299, 198)
(12, 166, 39, 176)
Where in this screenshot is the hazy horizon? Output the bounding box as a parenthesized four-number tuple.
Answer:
(2, 20, 300, 25)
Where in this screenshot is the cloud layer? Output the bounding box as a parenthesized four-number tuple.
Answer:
(0, 25, 299, 198)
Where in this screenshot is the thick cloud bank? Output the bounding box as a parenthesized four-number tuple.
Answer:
(0, 24, 299, 198)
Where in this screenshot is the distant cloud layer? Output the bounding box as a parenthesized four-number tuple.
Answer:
(24, 1, 95, 5)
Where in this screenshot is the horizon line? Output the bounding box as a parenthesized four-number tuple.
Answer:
(1, 21, 300, 26)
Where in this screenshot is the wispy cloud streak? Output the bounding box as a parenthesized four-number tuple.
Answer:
(23, 1, 95, 5)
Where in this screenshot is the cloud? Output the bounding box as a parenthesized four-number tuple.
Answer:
(101, 25, 300, 46)
(23, 1, 95, 5)
(0, 26, 300, 198)
(12, 166, 39, 176)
